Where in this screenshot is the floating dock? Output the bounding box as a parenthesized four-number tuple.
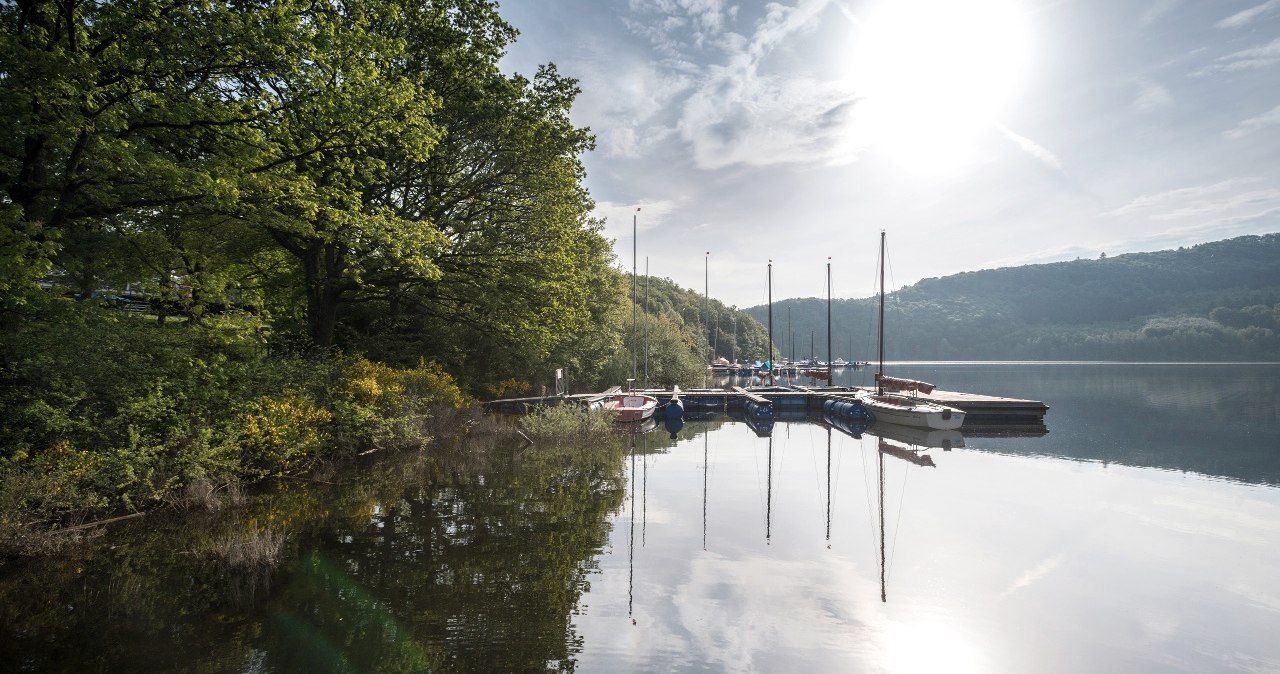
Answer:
(485, 384, 1048, 429)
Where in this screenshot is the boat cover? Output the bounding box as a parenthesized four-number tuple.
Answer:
(875, 374, 935, 394)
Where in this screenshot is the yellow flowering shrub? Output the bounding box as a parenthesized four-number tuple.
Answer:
(330, 357, 470, 451)
(240, 393, 333, 475)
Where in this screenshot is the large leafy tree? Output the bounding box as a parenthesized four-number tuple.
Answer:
(0, 0, 296, 303)
(338, 5, 604, 387)
(3, 0, 615, 383)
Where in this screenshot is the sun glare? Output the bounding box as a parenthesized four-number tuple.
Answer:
(847, 0, 1031, 172)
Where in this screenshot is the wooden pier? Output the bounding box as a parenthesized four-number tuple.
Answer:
(486, 384, 1048, 429)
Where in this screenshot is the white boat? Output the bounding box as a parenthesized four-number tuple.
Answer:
(602, 393, 659, 422)
(859, 231, 966, 431)
(860, 394, 964, 430)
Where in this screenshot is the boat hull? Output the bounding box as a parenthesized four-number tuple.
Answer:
(603, 394, 659, 422)
(858, 393, 965, 430)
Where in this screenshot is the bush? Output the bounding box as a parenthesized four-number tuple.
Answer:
(0, 302, 473, 539)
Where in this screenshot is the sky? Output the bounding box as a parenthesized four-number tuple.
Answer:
(498, 0, 1280, 307)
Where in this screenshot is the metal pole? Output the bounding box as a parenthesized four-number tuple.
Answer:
(706, 253, 716, 365)
(644, 257, 650, 388)
(827, 258, 833, 382)
(767, 261, 773, 367)
(632, 211, 637, 382)
(878, 231, 885, 395)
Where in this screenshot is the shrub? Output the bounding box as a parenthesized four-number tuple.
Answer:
(330, 356, 470, 452)
(239, 393, 333, 476)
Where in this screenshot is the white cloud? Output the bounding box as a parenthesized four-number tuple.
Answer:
(1224, 104, 1280, 139)
(996, 125, 1064, 171)
(1096, 178, 1280, 252)
(1195, 37, 1280, 75)
(1133, 79, 1174, 111)
(1216, 0, 1280, 29)
(1102, 178, 1263, 216)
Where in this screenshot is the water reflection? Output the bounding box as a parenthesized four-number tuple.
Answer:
(0, 431, 630, 673)
(5, 365, 1279, 673)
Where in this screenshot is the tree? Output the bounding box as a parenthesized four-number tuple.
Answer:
(0, 0, 297, 298)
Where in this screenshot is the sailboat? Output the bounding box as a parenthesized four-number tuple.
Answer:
(857, 232, 966, 430)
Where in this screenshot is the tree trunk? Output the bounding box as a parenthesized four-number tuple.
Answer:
(302, 240, 346, 349)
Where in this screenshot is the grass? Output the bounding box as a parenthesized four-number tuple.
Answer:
(207, 526, 286, 571)
(521, 403, 618, 445)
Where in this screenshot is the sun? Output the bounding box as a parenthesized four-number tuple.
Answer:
(846, 0, 1032, 172)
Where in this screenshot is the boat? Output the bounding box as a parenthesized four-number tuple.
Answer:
(602, 392, 659, 422)
(857, 231, 966, 431)
(802, 368, 832, 380)
(860, 392, 963, 430)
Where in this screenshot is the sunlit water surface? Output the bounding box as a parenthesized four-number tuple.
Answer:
(2, 364, 1278, 673)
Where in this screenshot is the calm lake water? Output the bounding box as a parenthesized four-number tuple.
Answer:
(3, 363, 1279, 673)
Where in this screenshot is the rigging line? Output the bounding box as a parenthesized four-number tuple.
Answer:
(887, 463, 910, 578)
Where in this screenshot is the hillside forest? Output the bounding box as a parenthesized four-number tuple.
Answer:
(748, 234, 1280, 362)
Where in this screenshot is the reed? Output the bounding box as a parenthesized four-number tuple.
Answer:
(521, 404, 618, 444)
(208, 526, 286, 570)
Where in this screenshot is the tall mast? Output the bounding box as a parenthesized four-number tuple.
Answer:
(877, 231, 886, 395)
(704, 251, 710, 365)
(827, 257, 833, 382)
(632, 210, 638, 382)
(644, 257, 650, 388)
(788, 306, 793, 363)
(767, 261, 773, 367)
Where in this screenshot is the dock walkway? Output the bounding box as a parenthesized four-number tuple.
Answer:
(486, 385, 1047, 428)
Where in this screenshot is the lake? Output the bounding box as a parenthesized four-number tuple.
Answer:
(2, 363, 1279, 673)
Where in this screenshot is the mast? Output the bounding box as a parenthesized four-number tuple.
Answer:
(644, 257, 650, 388)
(632, 210, 638, 382)
(704, 251, 710, 366)
(827, 258, 833, 382)
(767, 261, 773, 367)
(788, 306, 793, 363)
(877, 231, 886, 395)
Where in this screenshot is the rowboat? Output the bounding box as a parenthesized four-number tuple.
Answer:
(602, 393, 659, 422)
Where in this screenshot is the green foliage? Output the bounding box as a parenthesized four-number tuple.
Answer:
(0, 304, 468, 529)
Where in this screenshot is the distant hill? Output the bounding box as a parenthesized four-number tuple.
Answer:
(638, 275, 772, 363)
(744, 234, 1280, 361)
